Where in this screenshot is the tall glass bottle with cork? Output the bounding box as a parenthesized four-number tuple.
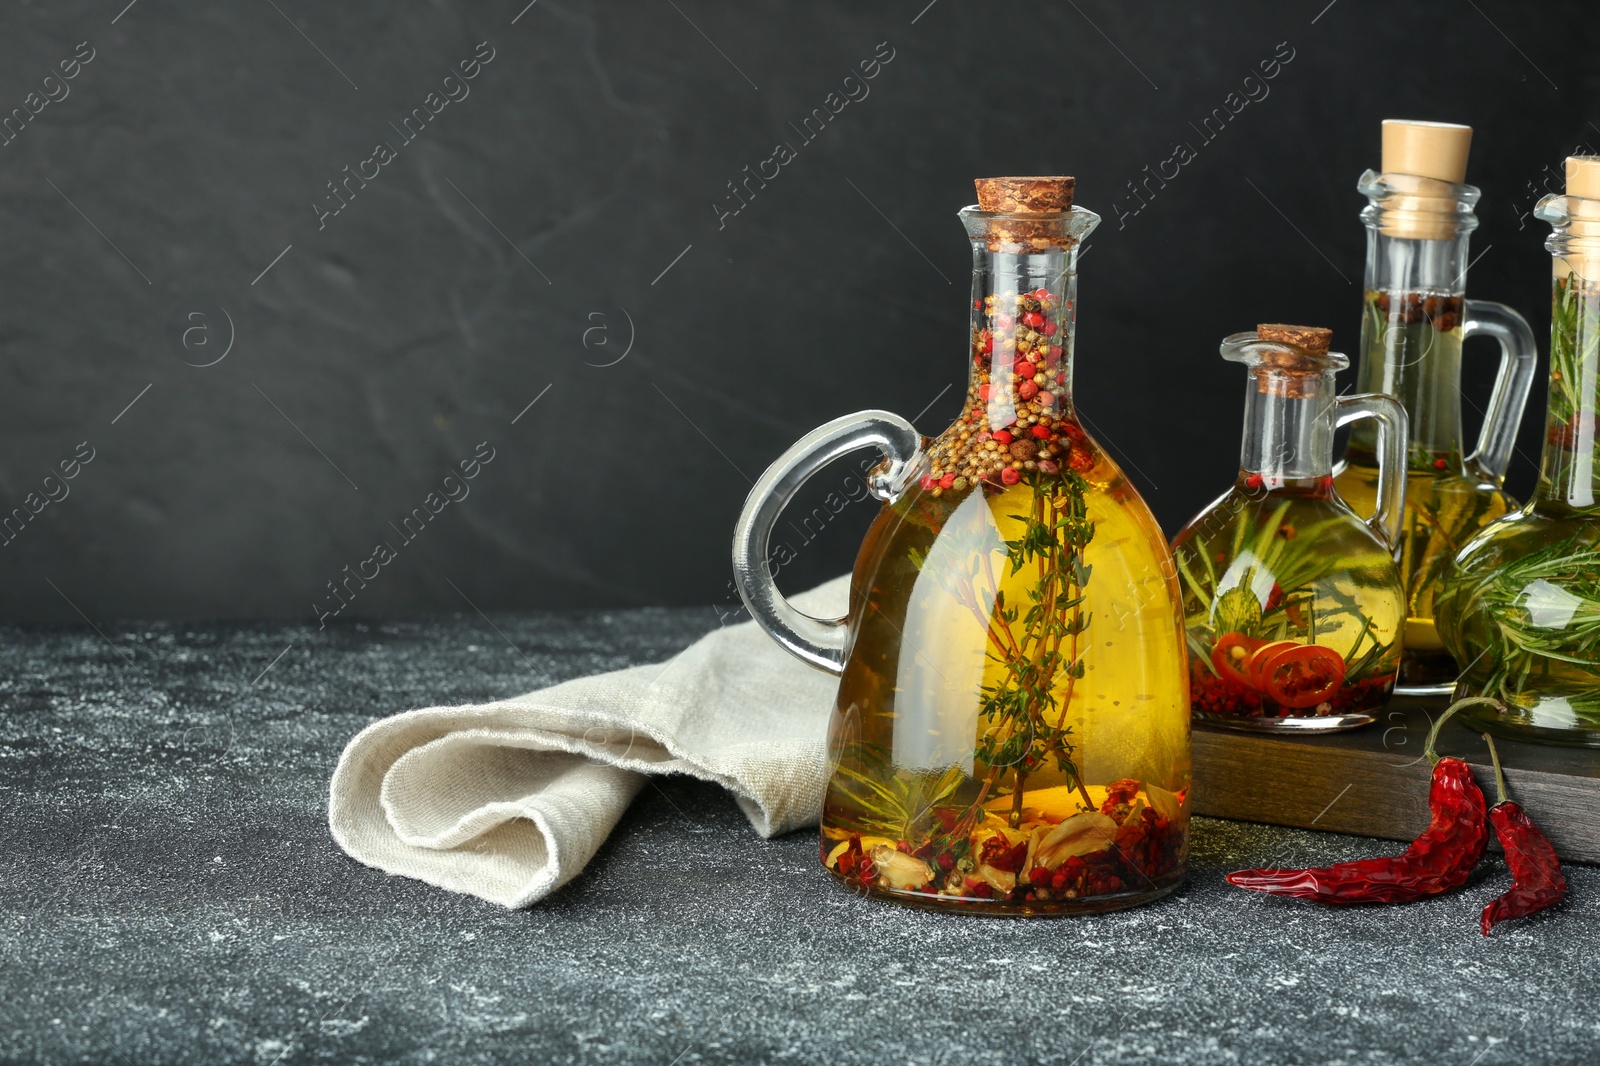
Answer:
(1438, 157, 1600, 744)
(734, 177, 1190, 915)
(1333, 120, 1538, 694)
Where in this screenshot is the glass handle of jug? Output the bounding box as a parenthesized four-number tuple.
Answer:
(1336, 393, 1409, 551)
(1462, 299, 1538, 483)
(732, 410, 923, 675)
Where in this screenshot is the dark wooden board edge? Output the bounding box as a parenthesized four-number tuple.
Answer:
(1191, 699, 1600, 865)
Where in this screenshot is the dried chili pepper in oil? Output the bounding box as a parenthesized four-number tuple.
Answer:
(1224, 697, 1497, 905)
(1479, 733, 1566, 936)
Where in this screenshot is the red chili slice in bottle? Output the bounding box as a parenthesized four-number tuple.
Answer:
(1262, 644, 1346, 709)
(1211, 633, 1266, 687)
(1246, 640, 1298, 690)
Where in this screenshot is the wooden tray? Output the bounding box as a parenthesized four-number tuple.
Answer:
(1192, 697, 1600, 864)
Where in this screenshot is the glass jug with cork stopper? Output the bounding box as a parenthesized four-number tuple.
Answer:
(733, 176, 1190, 915)
(1173, 325, 1408, 731)
(1333, 120, 1538, 694)
(1437, 156, 1600, 745)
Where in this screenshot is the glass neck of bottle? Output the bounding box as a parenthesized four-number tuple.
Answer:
(1363, 227, 1472, 296)
(1537, 273, 1600, 513)
(969, 245, 1078, 422)
(1240, 369, 1337, 485)
(1347, 173, 1479, 463)
(1534, 192, 1600, 513)
(1347, 227, 1473, 460)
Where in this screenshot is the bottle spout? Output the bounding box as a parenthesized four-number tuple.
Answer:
(963, 176, 1100, 249)
(1220, 324, 1348, 381)
(1359, 120, 1480, 240)
(1539, 156, 1600, 281)
(1225, 324, 1346, 486)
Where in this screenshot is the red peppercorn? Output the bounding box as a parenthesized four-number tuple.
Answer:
(996, 314, 1015, 331)
(1001, 467, 1021, 485)
(939, 473, 956, 489)
(1038, 459, 1059, 474)
(1042, 321, 1058, 337)
(983, 335, 994, 354)
(1048, 345, 1062, 359)
(1037, 391, 1056, 406)
(1033, 287, 1050, 298)
(993, 430, 1013, 445)
(1030, 424, 1051, 440)
(1434, 458, 1448, 470)
(1022, 311, 1044, 330)
(1018, 381, 1039, 400)
(978, 383, 991, 401)
(1014, 361, 1036, 379)
(919, 476, 934, 490)
(1245, 473, 1263, 489)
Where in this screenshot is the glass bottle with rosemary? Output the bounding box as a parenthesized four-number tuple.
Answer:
(1437, 156, 1600, 745)
(1173, 325, 1407, 731)
(733, 177, 1190, 915)
(1333, 121, 1538, 694)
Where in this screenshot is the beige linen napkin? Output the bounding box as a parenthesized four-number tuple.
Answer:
(328, 578, 847, 908)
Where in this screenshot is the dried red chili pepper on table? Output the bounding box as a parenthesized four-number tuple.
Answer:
(1224, 697, 1497, 905)
(1479, 733, 1566, 936)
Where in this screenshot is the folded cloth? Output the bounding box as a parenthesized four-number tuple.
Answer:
(328, 578, 847, 908)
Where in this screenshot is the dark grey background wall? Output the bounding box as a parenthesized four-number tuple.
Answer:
(0, 0, 1593, 624)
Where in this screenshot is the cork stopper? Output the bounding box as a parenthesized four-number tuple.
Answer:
(1257, 323, 1332, 353)
(1382, 120, 1472, 183)
(1249, 324, 1335, 397)
(1555, 157, 1600, 281)
(974, 177, 1075, 214)
(1567, 156, 1600, 199)
(1370, 121, 1474, 240)
(967, 176, 1085, 253)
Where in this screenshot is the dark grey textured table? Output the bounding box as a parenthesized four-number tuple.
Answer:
(2, 607, 1595, 1065)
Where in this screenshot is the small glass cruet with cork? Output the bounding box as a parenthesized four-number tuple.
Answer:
(1173, 324, 1407, 731)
